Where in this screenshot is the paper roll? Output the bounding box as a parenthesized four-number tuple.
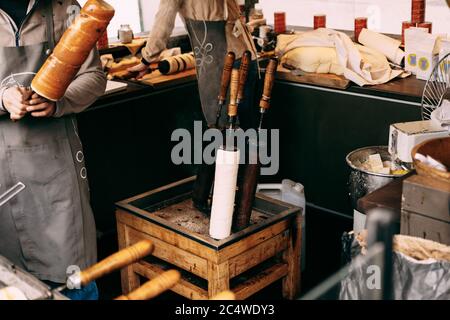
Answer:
(358, 28, 405, 65)
(209, 148, 240, 240)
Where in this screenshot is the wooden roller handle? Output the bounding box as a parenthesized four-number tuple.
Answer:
(218, 52, 236, 102)
(227, 69, 240, 117)
(80, 240, 153, 286)
(259, 57, 279, 110)
(210, 291, 236, 300)
(237, 50, 252, 102)
(115, 270, 181, 300)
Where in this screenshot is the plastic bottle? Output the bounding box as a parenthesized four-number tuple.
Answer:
(257, 179, 306, 271)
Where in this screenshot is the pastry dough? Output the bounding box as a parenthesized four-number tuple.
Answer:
(357, 230, 450, 262)
(281, 47, 344, 75)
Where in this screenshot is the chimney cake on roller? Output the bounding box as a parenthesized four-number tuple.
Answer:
(31, 0, 115, 101)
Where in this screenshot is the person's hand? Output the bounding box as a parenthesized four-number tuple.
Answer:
(127, 62, 150, 79)
(25, 93, 56, 117)
(2, 86, 33, 121)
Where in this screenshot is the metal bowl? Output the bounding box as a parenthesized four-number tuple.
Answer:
(346, 146, 405, 210)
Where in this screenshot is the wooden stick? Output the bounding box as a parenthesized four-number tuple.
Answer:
(259, 57, 279, 111)
(115, 270, 181, 300)
(227, 69, 240, 117)
(80, 240, 154, 286)
(218, 52, 236, 104)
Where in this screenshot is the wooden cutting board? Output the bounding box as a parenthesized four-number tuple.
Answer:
(139, 67, 197, 89)
(276, 65, 350, 90)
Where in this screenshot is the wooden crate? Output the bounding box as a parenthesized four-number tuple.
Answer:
(116, 177, 302, 300)
(401, 174, 450, 245)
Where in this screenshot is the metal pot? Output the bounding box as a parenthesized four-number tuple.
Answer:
(346, 146, 404, 210)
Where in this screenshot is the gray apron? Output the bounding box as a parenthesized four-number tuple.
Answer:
(0, 0, 96, 283)
(185, 17, 258, 130)
(185, 18, 228, 128)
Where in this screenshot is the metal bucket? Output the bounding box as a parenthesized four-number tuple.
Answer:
(346, 146, 404, 210)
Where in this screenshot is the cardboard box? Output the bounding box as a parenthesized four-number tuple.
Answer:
(404, 27, 429, 74)
(401, 174, 450, 245)
(389, 120, 449, 163)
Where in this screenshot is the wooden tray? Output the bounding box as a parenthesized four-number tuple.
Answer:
(276, 65, 350, 90)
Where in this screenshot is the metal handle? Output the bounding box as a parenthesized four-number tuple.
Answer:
(0, 182, 26, 207)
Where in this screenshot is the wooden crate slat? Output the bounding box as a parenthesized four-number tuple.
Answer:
(117, 210, 217, 261)
(228, 231, 289, 278)
(233, 263, 288, 300)
(127, 226, 208, 279)
(217, 219, 291, 263)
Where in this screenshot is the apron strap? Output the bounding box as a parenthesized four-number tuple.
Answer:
(44, 0, 55, 51)
(223, 0, 228, 21)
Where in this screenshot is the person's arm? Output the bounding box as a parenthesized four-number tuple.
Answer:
(52, 48, 106, 117)
(141, 0, 182, 64)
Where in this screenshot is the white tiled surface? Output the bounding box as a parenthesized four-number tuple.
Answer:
(78, 0, 448, 37)
(78, 0, 142, 37)
(258, 0, 449, 35)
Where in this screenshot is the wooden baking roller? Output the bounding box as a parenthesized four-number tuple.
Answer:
(66, 240, 153, 289)
(227, 69, 240, 118)
(210, 291, 236, 300)
(158, 53, 195, 75)
(31, 0, 115, 101)
(236, 50, 252, 104)
(115, 270, 181, 300)
(259, 57, 279, 111)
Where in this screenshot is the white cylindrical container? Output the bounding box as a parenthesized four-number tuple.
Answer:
(209, 148, 240, 240)
(118, 24, 133, 44)
(259, 25, 272, 40)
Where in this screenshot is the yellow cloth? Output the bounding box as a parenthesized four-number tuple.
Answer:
(109, 39, 146, 56)
(276, 29, 404, 86)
